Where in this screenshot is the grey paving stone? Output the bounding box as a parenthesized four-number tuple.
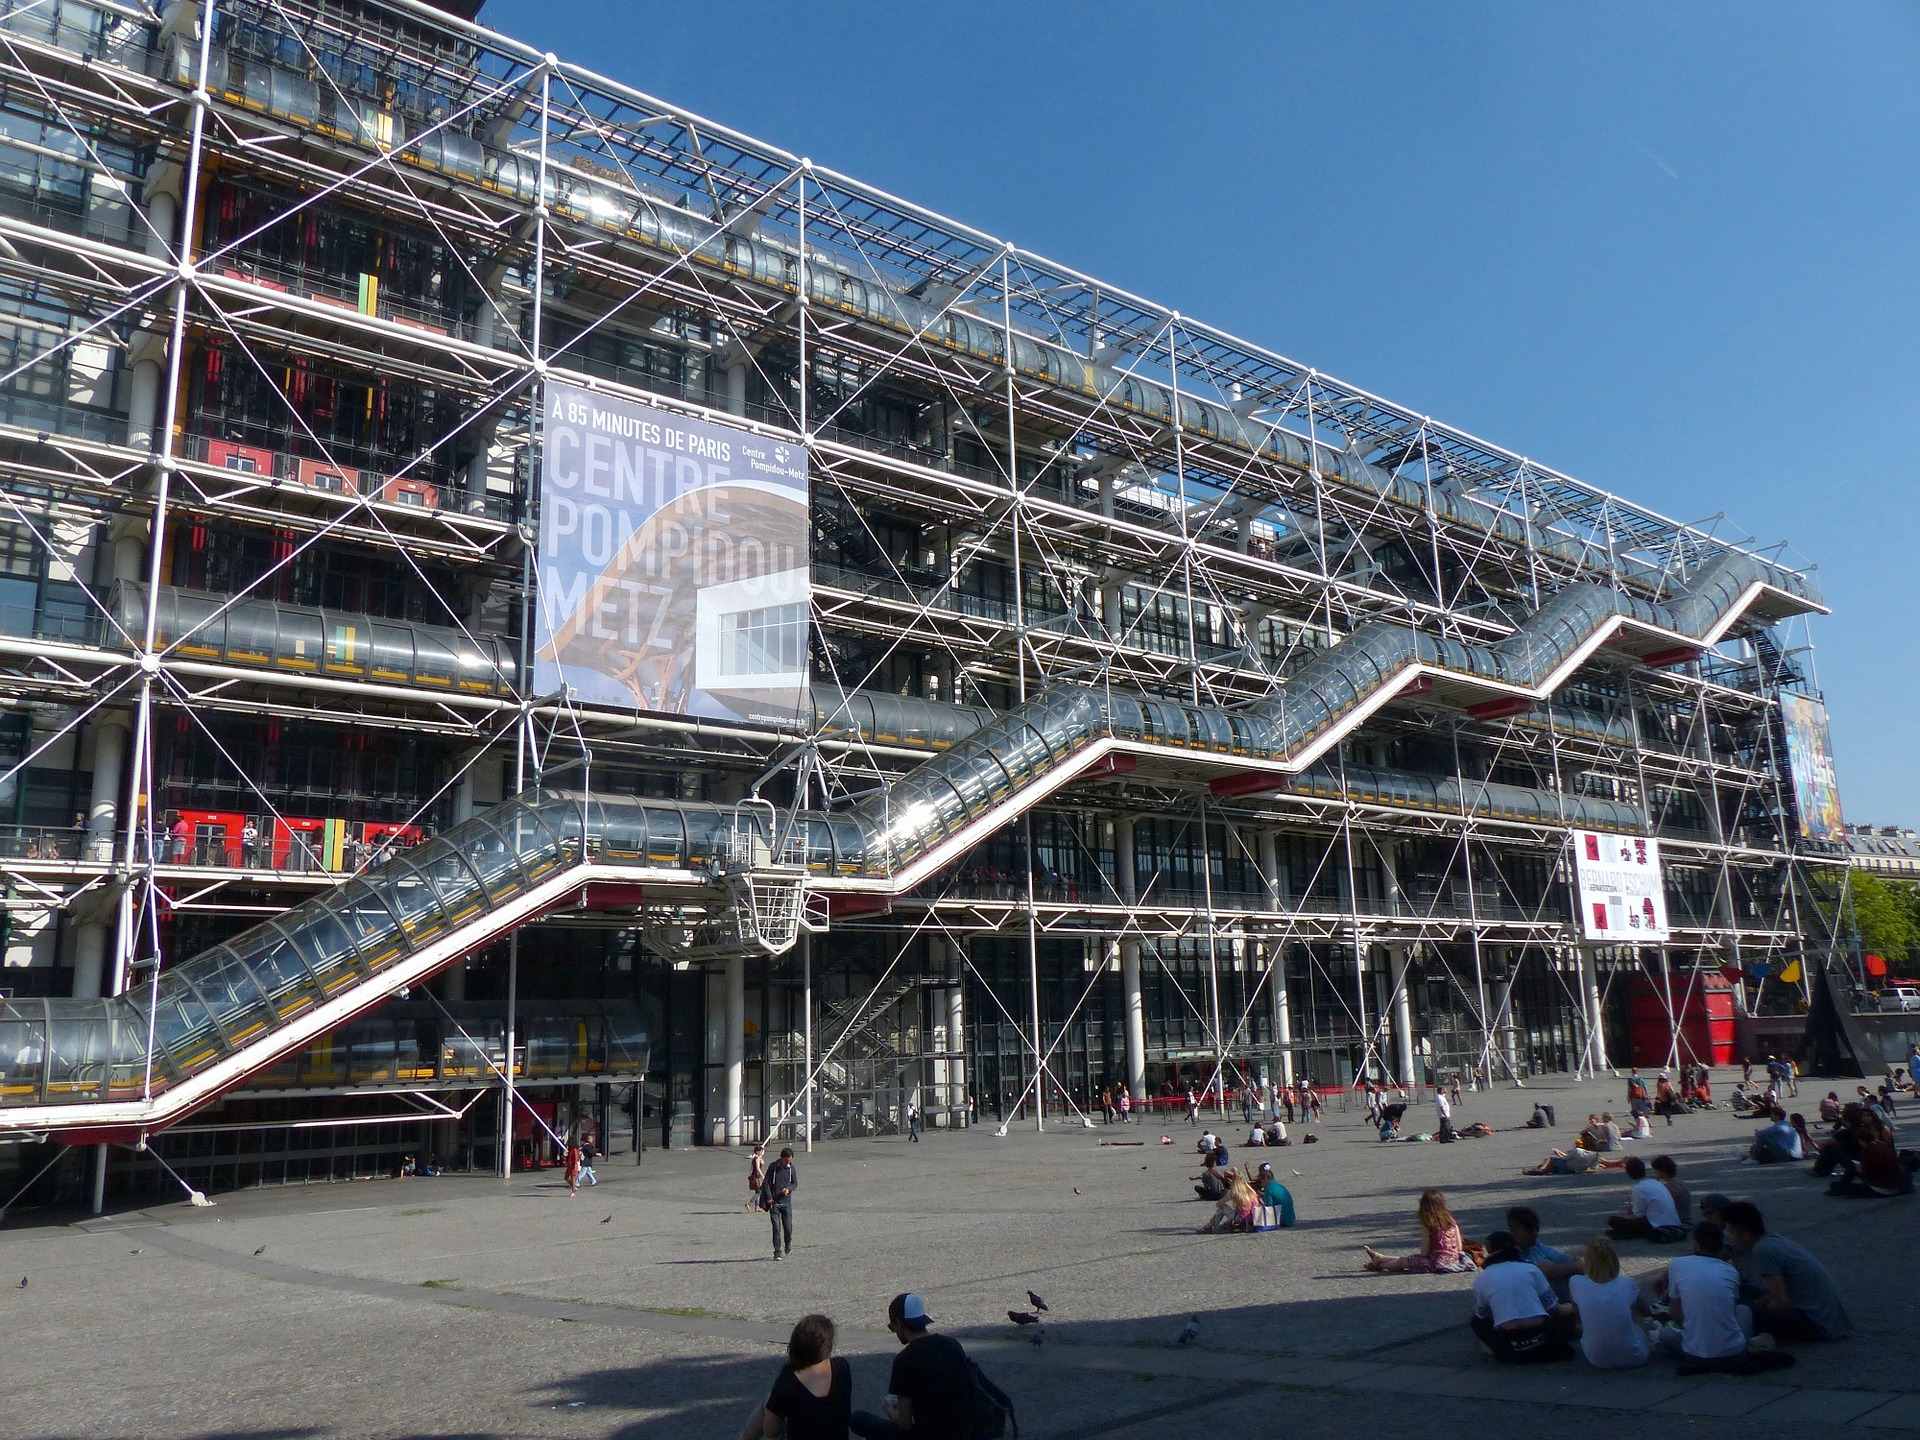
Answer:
(1745, 1388, 1905, 1425)
(1562, 1374, 1703, 1411)
(1859, 1395, 1920, 1430)
(1661, 1381, 1800, 1416)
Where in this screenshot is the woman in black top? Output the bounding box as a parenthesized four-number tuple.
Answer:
(746, 1313, 850, 1440)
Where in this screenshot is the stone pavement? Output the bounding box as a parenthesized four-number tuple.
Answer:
(2, 1073, 1914, 1438)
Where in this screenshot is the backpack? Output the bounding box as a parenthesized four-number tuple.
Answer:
(969, 1357, 1016, 1439)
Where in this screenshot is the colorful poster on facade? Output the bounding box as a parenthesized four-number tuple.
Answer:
(534, 383, 811, 727)
(1573, 830, 1670, 942)
(1779, 692, 1844, 841)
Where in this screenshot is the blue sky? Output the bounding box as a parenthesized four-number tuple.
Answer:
(486, 0, 1919, 821)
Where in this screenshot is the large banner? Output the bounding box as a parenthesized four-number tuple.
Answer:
(534, 383, 811, 728)
(1779, 692, 1844, 841)
(1573, 830, 1670, 942)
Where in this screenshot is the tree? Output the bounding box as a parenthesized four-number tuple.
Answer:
(1839, 871, 1920, 973)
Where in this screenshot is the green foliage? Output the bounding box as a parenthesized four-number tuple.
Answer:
(1835, 871, 1920, 969)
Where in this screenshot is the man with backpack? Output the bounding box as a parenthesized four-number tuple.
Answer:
(850, 1292, 1013, 1438)
(759, 1147, 799, 1260)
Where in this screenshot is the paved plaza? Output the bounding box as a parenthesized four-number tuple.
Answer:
(4, 1074, 1915, 1438)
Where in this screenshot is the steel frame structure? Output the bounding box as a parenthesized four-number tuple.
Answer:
(0, 0, 1840, 1185)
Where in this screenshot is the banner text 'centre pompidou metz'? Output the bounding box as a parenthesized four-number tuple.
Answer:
(535, 383, 811, 728)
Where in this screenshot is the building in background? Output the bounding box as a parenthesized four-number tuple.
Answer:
(0, 0, 1841, 1203)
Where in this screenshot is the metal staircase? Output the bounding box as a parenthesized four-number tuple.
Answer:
(640, 800, 808, 961)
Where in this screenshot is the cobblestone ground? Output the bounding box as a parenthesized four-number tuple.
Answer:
(3, 1073, 1914, 1439)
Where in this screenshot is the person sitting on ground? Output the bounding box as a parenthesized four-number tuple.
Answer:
(1627, 1111, 1653, 1141)
(1827, 1118, 1912, 1198)
(1720, 1200, 1852, 1342)
(740, 1313, 851, 1440)
(1606, 1156, 1686, 1242)
(1521, 1143, 1603, 1177)
(1788, 1112, 1817, 1158)
(1469, 1230, 1576, 1364)
(1650, 1155, 1691, 1225)
(1749, 1107, 1804, 1165)
(1819, 1090, 1843, 1125)
(1729, 1082, 1757, 1115)
(1576, 1113, 1606, 1149)
(1362, 1188, 1472, 1273)
(1810, 1103, 1867, 1177)
(1201, 1171, 1259, 1234)
(1653, 1220, 1766, 1368)
(1249, 1161, 1296, 1227)
(1686, 1069, 1715, 1109)
(1196, 1130, 1219, 1157)
(1264, 1117, 1290, 1146)
(1245, 1123, 1267, 1148)
(1191, 1146, 1232, 1202)
(1505, 1205, 1582, 1296)
(1599, 1112, 1625, 1150)
(1524, 1101, 1552, 1129)
(1569, 1235, 1651, 1369)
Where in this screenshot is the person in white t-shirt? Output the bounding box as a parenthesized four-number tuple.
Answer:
(1434, 1088, 1455, 1142)
(1469, 1231, 1575, 1364)
(1606, 1156, 1687, 1242)
(1656, 1220, 1757, 1362)
(1568, 1235, 1650, 1368)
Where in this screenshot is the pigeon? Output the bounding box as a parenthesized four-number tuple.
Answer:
(1027, 1289, 1048, 1313)
(252, 1246, 267, 1256)
(1072, 1187, 1080, 1195)
(1007, 1311, 1040, 1327)
(600, 1215, 612, 1225)
(129, 1249, 143, 1256)
(1176, 1315, 1200, 1346)
(16, 1277, 25, 1289)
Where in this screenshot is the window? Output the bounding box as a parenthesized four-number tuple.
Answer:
(718, 603, 805, 679)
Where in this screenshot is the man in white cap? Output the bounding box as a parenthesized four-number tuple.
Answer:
(849, 1292, 983, 1439)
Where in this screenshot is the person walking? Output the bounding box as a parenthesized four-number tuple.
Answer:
(1185, 1086, 1199, 1125)
(578, 1135, 599, 1187)
(746, 1144, 768, 1211)
(1118, 1088, 1132, 1124)
(907, 1103, 921, 1142)
(761, 1146, 799, 1260)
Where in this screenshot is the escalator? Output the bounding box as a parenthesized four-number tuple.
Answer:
(0, 551, 1818, 1135)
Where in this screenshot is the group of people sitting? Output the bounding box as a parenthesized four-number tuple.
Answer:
(1188, 1132, 1297, 1233)
(1444, 1194, 1850, 1372)
(1624, 1065, 1710, 1125)
(1519, 1111, 1652, 1174)
(1749, 1092, 1916, 1197)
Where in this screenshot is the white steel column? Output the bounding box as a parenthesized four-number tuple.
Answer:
(1120, 941, 1146, 1104)
(724, 953, 746, 1145)
(84, 713, 127, 864)
(946, 973, 966, 1126)
(1115, 814, 1146, 1103)
(1258, 830, 1294, 1087)
(1578, 945, 1610, 1074)
(1389, 945, 1417, 1090)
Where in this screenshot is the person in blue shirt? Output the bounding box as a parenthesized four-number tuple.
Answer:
(1506, 1205, 1582, 1298)
(1750, 1108, 1804, 1164)
(1250, 1162, 1296, 1226)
